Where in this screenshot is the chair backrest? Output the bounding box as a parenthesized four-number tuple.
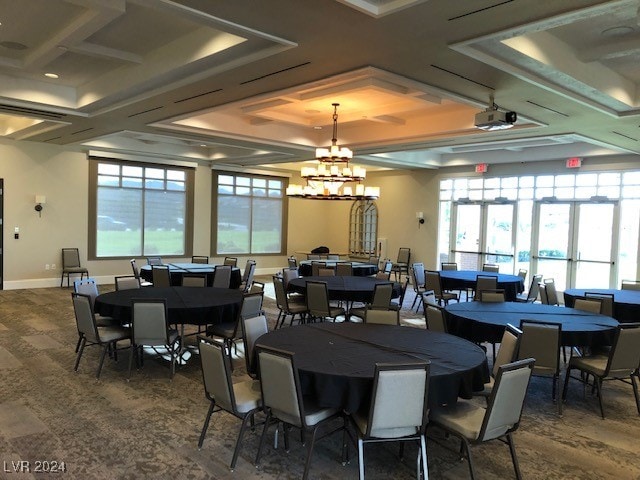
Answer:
(365, 308, 399, 325)
(146, 256, 162, 265)
(71, 292, 100, 342)
(241, 292, 264, 320)
(287, 256, 298, 268)
(318, 267, 336, 277)
(424, 270, 444, 296)
(572, 297, 602, 314)
(412, 262, 425, 289)
(375, 271, 391, 280)
(480, 289, 506, 303)
(365, 362, 430, 438)
(538, 283, 549, 304)
(517, 269, 528, 281)
(282, 267, 299, 288)
(441, 262, 457, 271)
(130, 259, 141, 279)
(151, 265, 171, 287)
(482, 263, 500, 273)
(131, 298, 169, 346)
(382, 260, 393, 274)
(306, 280, 331, 318)
(543, 278, 559, 305)
(242, 260, 256, 282)
(73, 277, 99, 308)
(605, 323, 640, 376)
(475, 275, 498, 300)
(421, 289, 437, 307)
(396, 247, 411, 264)
(368, 255, 380, 268)
(370, 282, 394, 309)
(493, 324, 522, 377)
(517, 319, 561, 375)
(272, 275, 288, 310)
(248, 281, 265, 294)
(191, 255, 209, 264)
(115, 275, 141, 290)
(198, 336, 236, 413)
(311, 261, 326, 276)
(526, 274, 543, 302)
(181, 274, 207, 287)
(327, 254, 340, 260)
(212, 265, 232, 288)
(479, 358, 535, 442)
(621, 279, 640, 291)
(257, 346, 304, 427)
(223, 256, 238, 267)
(425, 305, 447, 332)
(335, 262, 353, 276)
(584, 292, 614, 317)
(241, 314, 269, 375)
(62, 248, 82, 268)
(307, 254, 321, 260)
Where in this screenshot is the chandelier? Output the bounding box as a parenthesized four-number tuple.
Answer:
(286, 103, 380, 200)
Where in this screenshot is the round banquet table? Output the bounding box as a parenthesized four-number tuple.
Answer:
(445, 301, 618, 347)
(298, 261, 378, 277)
(439, 270, 525, 301)
(564, 288, 640, 323)
(287, 275, 402, 303)
(139, 263, 242, 289)
(94, 286, 243, 326)
(255, 322, 489, 412)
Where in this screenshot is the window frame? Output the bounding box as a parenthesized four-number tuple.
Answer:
(88, 158, 195, 260)
(211, 170, 288, 256)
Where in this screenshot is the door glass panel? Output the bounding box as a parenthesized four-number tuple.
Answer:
(618, 199, 639, 285)
(454, 204, 481, 270)
(537, 203, 570, 291)
(574, 203, 614, 288)
(485, 204, 514, 273)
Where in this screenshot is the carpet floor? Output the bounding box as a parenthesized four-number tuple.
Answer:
(0, 277, 638, 479)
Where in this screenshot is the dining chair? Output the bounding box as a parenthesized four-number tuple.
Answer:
(543, 278, 560, 305)
(347, 362, 430, 480)
(349, 282, 394, 321)
(327, 254, 340, 260)
(515, 274, 542, 303)
(430, 358, 535, 480)
(482, 263, 500, 273)
(247, 280, 265, 294)
(191, 255, 209, 264)
(287, 256, 298, 268)
(562, 323, 640, 418)
(621, 279, 640, 291)
(474, 324, 522, 398)
(425, 270, 458, 306)
(239, 260, 256, 292)
(223, 256, 238, 267)
(389, 276, 410, 311)
(72, 293, 131, 379)
(584, 292, 615, 317)
(146, 256, 162, 265)
(517, 319, 562, 414)
(240, 314, 269, 378)
(273, 275, 308, 328)
(474, 274, 497, 301)
(73, 278, 118, 352)
(212, 265, 232, 288)
(424, 304, 448, 333)
(254, 345, 347, 480)
(335, 262, 353, 276)
(380, 260, 393, 275)
(115, 275, 141, 290)
(151, 265, 171, 287)
(410, 262, 427, 311)
(572, 297, 603, 314)
(318, 266, 336, 276)
(311, 261, 326, 276)
(197, 336, 262, 471)
(128, 298, 180, 380)
(61, 248, 89, 287)
(517, 268, 528, 282)
(367, 255, 380, 269)
(181, 273, 207, 287)
(538, 283, 549, 304)
(441, 262, 458, 271)
(479, 289, 506, 302)
(130, 259, 153, 287)
(306, 280, 345, 322)
(391, 247, 411, 281)
(307, 254, 321, 260)
(363, 308, 399, 325)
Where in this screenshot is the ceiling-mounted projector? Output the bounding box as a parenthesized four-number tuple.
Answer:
(475, 108, 517, 131)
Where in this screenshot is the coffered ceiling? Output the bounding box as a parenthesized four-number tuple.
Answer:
(0, 0, 638, 172)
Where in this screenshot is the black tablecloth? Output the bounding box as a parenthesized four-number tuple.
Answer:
(94, 286, 243, 326)
(139, 263, 242, 289)
(298, 261, 378, 277)
(445, 301, 618, 346)
(256, 323, 489, 412)
(288, 276, 402, 303)
(439, 270, 525, 301)
(564, 288, 640, 323)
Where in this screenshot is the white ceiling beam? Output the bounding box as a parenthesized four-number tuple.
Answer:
(69, 41, 143, 64)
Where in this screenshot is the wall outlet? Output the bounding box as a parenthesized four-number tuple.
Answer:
(51, 264, 56, 270)
(45, 264, 50, 270)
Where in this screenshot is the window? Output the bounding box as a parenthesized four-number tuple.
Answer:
(349, 200, 378, 255)
(89, 159, 194, 258)
(213, 171, 286, 255)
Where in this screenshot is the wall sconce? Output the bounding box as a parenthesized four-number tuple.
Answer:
(416, 211, 425, 228)
(35, 195, 46, 217)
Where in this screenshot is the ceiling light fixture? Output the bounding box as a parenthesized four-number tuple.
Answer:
(44, 72, 59, 79)
(286, 103, 380, 200)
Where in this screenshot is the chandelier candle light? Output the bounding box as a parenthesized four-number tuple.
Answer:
(286, 103, 380, 200)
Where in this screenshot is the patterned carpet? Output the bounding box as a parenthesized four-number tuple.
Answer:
(0, 278, 638, 480)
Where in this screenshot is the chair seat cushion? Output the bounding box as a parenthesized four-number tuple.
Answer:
(95, 315, 118, 327)
(351, 410, 419, 439)
(98, 325, 131, 343)
(206, 322, 236, 338)
(302, 396, 339, 426)
(286, 303, 308, 314)
(233, 378, 262, 414)
(430, 400, 486, 441)
(569, 354, 608, 377)
(64, 267, 88, 273)
(329, 307, 346, 317)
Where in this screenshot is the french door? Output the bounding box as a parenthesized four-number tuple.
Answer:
(450, 200, 516, 273)
(531, 199, 618, 290)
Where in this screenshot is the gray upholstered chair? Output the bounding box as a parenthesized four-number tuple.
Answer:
(363, 308, 399, 325)
(273, 275, 307, 328)
(621, 279, 640, 290)
(515, 274, 542, 303)
(254, 346, 346, 480)
(128, 298, 180, 380)
(239, 260, 256, 292)
(115, 275, 141, 291)
(348, 362, 430, 480)
(572, 297, 603, 314)
(441, 262, 457, 270)
(538, 283, 549, 304)
(240, 314, 269, 378)
(563, 323, 640, 418)
(327, 254, 340, 260)
(146, 256, 162, 265)
(130, 259, 153, 286)
(584, 292, 614, 317)
(181, 273, 207, 287)
(72, 293, 130, 379)
(475, 324, 522, 397)
(430, 358, 535, 480)
(517, 268, 528, 282)
(425, 270, 458, 306)
(391, 247, 411, 281)
(247, 280, 265, 294)
(287, 256, 298, 268)
(389, 276, 410, 311)
(223, 256, 238, 267)
(335, 262, 353, 276)
(543, 278, 560, 305)
(212, 265, 232, 288)
(482, 263, 500, 273)
(349, 282, 394, 321)
(73, 277, 117, 337)
(305, 280, 345, 322)
(517, 319, 562, 414)
(197, 336, 262, 471)
(151, 265, 171, 287)
(61, 248, 89, 287)
(474, 275, 497, 301)
(424, 304, 448, 333)
(480, 289, 506, 302)
(191, 255, 209, 264)
(410, 262, 427, 311)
